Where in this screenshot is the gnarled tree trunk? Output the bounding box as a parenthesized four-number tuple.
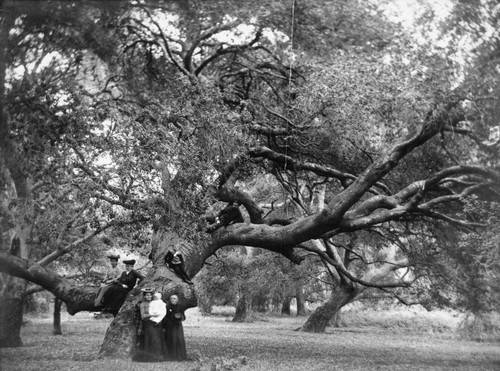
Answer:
(300, 283, 357, 333)
(99, 230, 198, 358)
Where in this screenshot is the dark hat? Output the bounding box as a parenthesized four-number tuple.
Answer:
(107, 254, 120, 261)
(141, 287, 154, 294)
(123, 259, 136, 265)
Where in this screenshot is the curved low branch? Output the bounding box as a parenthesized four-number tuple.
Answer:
(0, 253, 98, 314)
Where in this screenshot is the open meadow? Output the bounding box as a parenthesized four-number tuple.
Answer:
(1, 306, 499, 371)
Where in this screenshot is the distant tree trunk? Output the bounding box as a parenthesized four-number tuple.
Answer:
(232, 293, 252, 322)
(296, 284, 306, 316)
(251, 292, 267, 312)
(53, 297, 62, 335)
(270, 295, 282, 313)
(281, 297, 291, 315)
(300, 283, 357, 333)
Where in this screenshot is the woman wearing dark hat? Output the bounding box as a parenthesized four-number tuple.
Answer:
(101, 259, 145, 316)
(163, 294, 187, 361)
(133, 288, 167, 362)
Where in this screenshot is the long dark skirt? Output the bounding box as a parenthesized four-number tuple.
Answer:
(101, 285, 129, 313)
(133, 321, 167, 362)
(165, 322, 187, 361)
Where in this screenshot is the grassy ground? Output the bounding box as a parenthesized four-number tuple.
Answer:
(0, 306, 499, 371)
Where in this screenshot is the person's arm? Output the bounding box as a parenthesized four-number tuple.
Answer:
(116, 272, 129, 288)
(217, 205, 230, 218)
(221, 206, 243, 226)
(140, 302, 153, 320)
(164, 251, 174, 267)
(135, 270, 145, 283)
(102, 270, 112, 284)
(104, 268, 120, 284)
(158, 302, 166, 322)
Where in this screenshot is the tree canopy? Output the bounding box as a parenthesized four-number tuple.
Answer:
(0, 0, 498, 355)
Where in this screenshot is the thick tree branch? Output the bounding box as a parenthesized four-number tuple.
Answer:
(248, 146, 390, 194)
(0, 253, 97, 314)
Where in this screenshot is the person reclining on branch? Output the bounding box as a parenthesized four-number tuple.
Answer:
(94, 254, 122, 308)
(206, 201, 244, 233)
(101, 259, 145, 316)
(164, 249, 193, 285)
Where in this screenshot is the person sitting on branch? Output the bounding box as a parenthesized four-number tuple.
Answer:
(101, 259, 145, 316)
(164, 249, 193, 285)
(206, 201, 244, 233)
(94, 254, 122, 308)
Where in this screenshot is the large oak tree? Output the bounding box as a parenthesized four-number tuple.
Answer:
(0, 0, 498, 357)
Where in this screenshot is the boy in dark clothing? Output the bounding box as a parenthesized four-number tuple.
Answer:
(206, 202, 243, 233)
(165, 250, 193, 284)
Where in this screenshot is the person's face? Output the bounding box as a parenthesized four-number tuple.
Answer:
(125, 264, 133, 272)
(170, 295, 179, 305)
(144, 293, 153, 301)
(110, 260, 118, 267)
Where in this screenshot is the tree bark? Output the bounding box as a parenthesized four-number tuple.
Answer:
(232, 293, 251, 322)
(53, 297, 62, 335)
(251, 292, 267, 312)
(98, 230, 198, 358)
(0, 277, 25, 347)
(329, 309, 342, 327)
(296, 283, 307, 316)
(300, 283, 357, 333)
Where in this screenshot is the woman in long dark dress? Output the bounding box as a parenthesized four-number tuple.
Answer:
(102, 259, 144, 316)
(162, 294, 187, 361)
(133, 288, 167, 362)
